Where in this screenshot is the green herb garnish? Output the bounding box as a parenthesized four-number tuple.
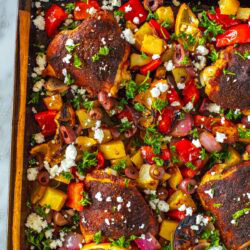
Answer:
(209, 49, 219, 62)
(223, 69, 235, 76)
(151, 99, 168, 112)
(93, 231, 102, 244)
(80, 191, 92, 206)
(77, 151, 97, 175)
(134, 103, 146, 112)
(73, 54, 82, 68)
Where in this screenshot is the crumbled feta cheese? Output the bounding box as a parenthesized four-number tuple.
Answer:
(178, 204, 186, 211)
(95, 192, 103, 201)
(209, 246, 223, 250)
(112, 0, 121, 7)
(65, 144, 77, 161)
(105, 218, 110, 225)
(94, 128, 104, 143)
(45, 229, 54, 239)
(33, 15, 45, 30)
(177, 82, 185, 89)
(196, 45, 209, 56)
(33, 79, 45, 92)
(184, 102, 193, 111)
(35, 2, 41, 8)
(215, 132, 227, 143)
(34, 132, 45, 144)
(207, 103, 221, 114)
(133, 17, 139, 24)
(190, 225, 199, 230)
(150, 87, 161, 98)
(106, 196, 112, 202)
(211, 171, 216, 176)
(65, 39, 74, 46)
(117, 196, 123, 203)
(126, 201, 131, 208)
(122, 29, 135, 44)
(124, 4, 132, 12)
(27, 167, 39, 181)
(34, 54, 47, 75)
(75, 6, 81, 11)
(87, 7, 97, 15)
(196, 214, 209, 226)
(164, 60, 174, 71)
(25, 213, 48, 233)
(231, 219, 236, 225)
(205, 188, 214, 198)
(62, 54, 72, 64)
(157, 201, 169, 212)
(192, 139, 201, 148)
(193, 55, 206, 70)
(156, 82, 168, 93)
(152, 54, 160, 60)
(171, 101, 181, 107)
(185, 207, 193, 216)
(221, 117, 225, 124)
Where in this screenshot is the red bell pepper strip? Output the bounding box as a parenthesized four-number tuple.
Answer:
(166, 86, 183, 109)
(167, 210, 186, 221)
(182, 80, 200, 105)
(74, 1, 100, 20)
(140, 59, 162, 75)
(216, 24, 250, 47)
(140, 146, 156, 165)
(45, 4, 68, 37)
(119, 0, 148, 25)
(207, 8, 240, 29)
(34, 110, 57, 137)
(66, 182, 84, 212)
(96, 151, 105, 169)
(157, 107, 175, 135)
(149, 19, 170, 41)
(175, 138, 201, 163)
(181, 167, 198, 179)
(160, 148, 171, 161)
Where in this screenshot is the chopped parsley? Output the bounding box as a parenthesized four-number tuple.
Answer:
(146, 9, 158, 21)
(144, 127, 163, 154)
(25, 229, 50, 250)
(189, 128, 199, 139)
(82, 99, 94, 112)
(71, 93, 84, 110)
(186, 161, 196, 170)
(153, 157, 164, 166)
(119, 119, 133, 133)
(179, 56, 189, 65)
(112, 160, 126, 173)
(209, 49, 219, 62)
(34, 205, 51, 219)
(141, 51, 148, 60)
(134, 103, 146, 112)
(92, 46, 110, 62)
(29, 91, 40, 104)
(151, 99, 168, 112)
(213, 203, 223, 208)
(232, 208, 250, 220)
(65, 43, 80, 53)
(72, 212, 80, 224)
(238, 128, 250, 138)
(93, 231, 102, 244)
(200, 147, 207, 161)
(60, 21, 81, 30)
(235, 51, 250, 60)
(125, 178, 130, 187)
(138, 82, 150, 93)
(80, 191, 92, 206)
(161, 19, 171, 29)
(125, 80, 137, 99)
(61, 171, 73, 181)
(114, 9, 125, 17)
(225, 109, 241, 120)
(223, 69, 235, 76)
(65, 2, 76, 14)
(110, 235, 137, 248)
(73, 54, 82, 68)
(64, 73, 75, 86)
(77, 151, 97, 175)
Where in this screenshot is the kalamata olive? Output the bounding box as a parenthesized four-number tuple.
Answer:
(241, 115, 250, 128)
(46, 211, 53, 224)
(38, 171, 50, 186)
(98, 91, 121, 114)
(171, 113, 193, 137)
(246, 144, 250, 154)
(61, 232, 84, 250)
(53, 211, 69, 226)
(173, 44, 186, 66)
(199, 131, 222, 152)
(65, 209, 75, 217)
(186, 66, 197, 78)
(193, 241, 210, 250)
(143, 0, 163, 11)
(75, 125, 82, 136)
(89, 108, 103, 120)
(110, 127, 121, 139)
(157, 187, 168, 200)
(149, 165, 165, 180)
(60, 125, 76, 144)
(125, 166, 139, 179)
(124, 126, 137, 138)
(179, 178, 197, 194)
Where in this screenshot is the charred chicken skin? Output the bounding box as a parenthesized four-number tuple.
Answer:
(46, 11, 130, 97)
(80, 171, 158, 243)
(198, 162, 250, 250)
(201, 43, 250, 109)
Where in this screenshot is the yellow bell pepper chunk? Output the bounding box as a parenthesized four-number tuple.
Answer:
(155, 6, 174, 28)
(131, 150, 144, 169)
(39, 187, 67, 211)
(219, 0, 240, 15)
(141, 35, 165, 55)
(224, 146, 241, 167)
(54, 174, 71, 184)
(89, 128, 113, 144)
(76, 136, 97, 150)
(31, 183, 47, 204)
(134, 22, 155, 49)
(81, 243, 127, 250)
(43, 94, 63, 111)
(159, 220, 178, 241)
(99, 140, 126, 160)
(168, 166, 183, 190)
(76, 109, 96, 129)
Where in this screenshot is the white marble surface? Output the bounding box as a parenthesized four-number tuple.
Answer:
(0, 0, 19, 249)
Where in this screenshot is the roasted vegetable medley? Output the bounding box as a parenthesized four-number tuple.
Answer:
(25, 0, 250, 249)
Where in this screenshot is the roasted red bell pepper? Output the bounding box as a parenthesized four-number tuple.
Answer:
(34, 110, 57, 137)
(216, 24, 250, 47)
(207, 8, 240, 29)
(167, 210, 186, 221)
(66, 182, 84, 212)
(175, 138, 201, 163)
(160, 148, 171, 161)
(181, 167, 198, 179)
(140, 146, 156, 165)
(117, 108, 133, 121)
(149, 19, 170, 41)
(157, 107, 175, 135)
(182, 80, 200, 105)
(119, 0, 148, 25)
(74, 1, 100, 20)
(140, 59, 162, 75)
(96, 151, 105, 169)
(45, 4, 68, 37)
(166, 86, 183, 109)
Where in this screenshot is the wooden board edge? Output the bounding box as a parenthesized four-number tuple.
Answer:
(12, 10, 30, 250)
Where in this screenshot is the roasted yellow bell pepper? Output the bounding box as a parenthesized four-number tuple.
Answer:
(236, 7, 250, 20)
(141, 35, 165, 55)
(130, 53, 152, 68)
(155, 6, 174, 28)
(159, 219, 178, 241)
(135, 73, 152, 85)
(224, 146, 241, 167)
(89, 128, 113, 144)
(76, 136, 98, 150)
(54, 174, 71, 184)
(39, 187, 67, 211)
(168, 166, 183, 190)
(172, 67, 191, 84)
(99, 140, 126, 160)
(131, 150, 144, 169)
(81, 243, 127, 250)
(43, 94, 63, 111)
(134, 22, 155, 49)
(76, 109, 96, 129)
(219, 0, 240, 15)
(31, 183, 47, 204)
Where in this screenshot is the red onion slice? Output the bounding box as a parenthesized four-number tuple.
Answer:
(135, 233, 161, 250)
(171, 113, 193, 137)
(61, 232, 84, 250)
(199, 131, 222, 153)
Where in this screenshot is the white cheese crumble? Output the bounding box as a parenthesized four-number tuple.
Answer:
(33, 15, 45, 31)
(34, 132, 45, 144)
(215, 132, 227, 143)
(27, 167, 39, 181)
(65, 38, 74, 46)
(117, 196, 123, 203)
(34, 54, 47, 75)
(33, 79, 45, 92)
(95, 192, 103, 201)
(184, 102, 193, 111)
(157, 200, 169, 212)
(124, 4, 132, 12)
(87, 7, 97, 15)
(164, 60, 174, 71)
(25, 213, 48, 233)
(152, 54, 160, 60)
(177, 82, 185, 89)
(190, 225, 199, 231)
(192, 139, 201, 148)
(105, 218, 110, 225)
(133, 17, 139, 24)
(204, 188, 214, 198)
(122, 29, 135, 44)
(92, 120, 104, 143)
(62, 54, 72, 64)
(207, 103, 221, 114)
(150, 87, 161, 98)
(193, 55, 207, 70)
(196, 45, 209, 56)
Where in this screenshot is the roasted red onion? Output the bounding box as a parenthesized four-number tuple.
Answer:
(149, 166, 165, 180)
(171, 113, 193, 137)
(173, 44, 186, 66)
(199, 98, 209, 113)
(60, 232, 84, 250)
(143, 0, 163, 11)
(246, 144, 250, 154)
(89, 107, 103, 120)
(199, 131, 222, 152)
(110, 127, 121, 139)
(60, 126, 76, 144)
(125, 166, 139, 179)
(179, 178, 197, 194)
(124, 126, 137, 138)
(157, 187, 168, 200)
(53, 211, 69, 226)
(38, 171, 50, 186)
(135, 233, 161, 250)
(193, 242, 210, 250)
(98, 91, 121, 114)
(241, 115, 250, 128)
(186, 66, 197, 78)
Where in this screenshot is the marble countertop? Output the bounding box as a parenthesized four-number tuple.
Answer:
(0, 0, 19, 249)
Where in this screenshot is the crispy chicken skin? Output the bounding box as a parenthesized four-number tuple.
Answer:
(198, 162, 250, 250)
(201, 43, 250, 109)
(80, 171, 158, 243)
(46, 11, 130, 97)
